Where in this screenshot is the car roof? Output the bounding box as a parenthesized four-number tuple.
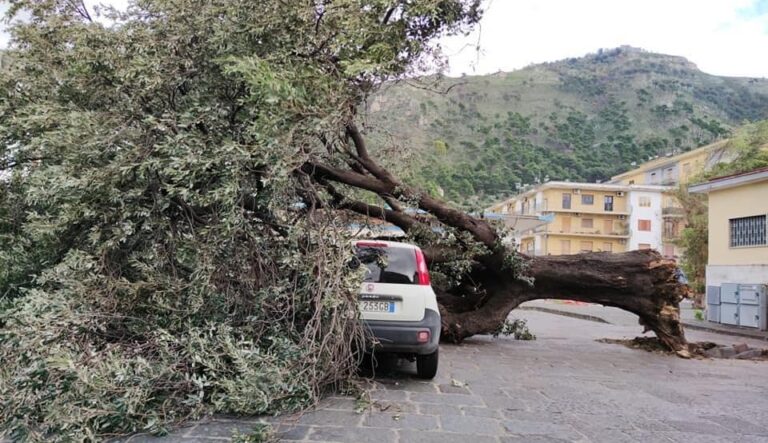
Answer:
(354, 240, 419, 250)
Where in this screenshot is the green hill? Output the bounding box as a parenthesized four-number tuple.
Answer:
(366, 46, 768, 207)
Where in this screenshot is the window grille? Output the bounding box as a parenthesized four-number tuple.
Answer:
(730, 215, 767, 247)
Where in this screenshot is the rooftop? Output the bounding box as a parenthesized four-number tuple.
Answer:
(689, 166, 768, 194)
(609, 139, 729, 182)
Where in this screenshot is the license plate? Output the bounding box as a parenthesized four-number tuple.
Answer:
(360, 301, 395, 313)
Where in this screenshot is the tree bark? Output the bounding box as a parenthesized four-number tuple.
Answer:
(439, 250, 690, 357)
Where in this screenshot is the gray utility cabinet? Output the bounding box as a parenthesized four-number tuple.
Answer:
(706, 283, 767, 330)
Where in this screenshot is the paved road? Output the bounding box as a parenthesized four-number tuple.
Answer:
(122, 310, 768, 442)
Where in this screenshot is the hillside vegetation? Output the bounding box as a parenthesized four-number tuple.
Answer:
(367, 46, 768, 207)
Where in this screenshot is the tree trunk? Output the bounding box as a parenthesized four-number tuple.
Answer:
(439, 250, 691, 357)
(300, 123, 691, 356)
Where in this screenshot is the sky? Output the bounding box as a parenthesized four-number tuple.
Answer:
(1, 0, 767, 78)
(440, 0, 768, 78)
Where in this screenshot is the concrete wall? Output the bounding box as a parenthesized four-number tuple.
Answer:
(708, 180, 768, 266)
(706, 264, 768, 286)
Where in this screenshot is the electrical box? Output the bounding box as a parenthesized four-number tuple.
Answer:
(711, 283, 767, 330)
(705, 286, 720, 323)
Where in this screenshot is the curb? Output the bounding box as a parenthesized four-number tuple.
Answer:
(680, 321, 768, 341)
(520, 305, 768, 342)
(517, 306, 610, 324)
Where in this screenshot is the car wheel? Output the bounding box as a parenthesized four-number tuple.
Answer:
(415, 349, 438, 379)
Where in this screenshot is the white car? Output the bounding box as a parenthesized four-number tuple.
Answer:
(354, 240, 441, 379)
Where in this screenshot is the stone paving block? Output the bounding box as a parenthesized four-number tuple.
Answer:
(503, 418, 584, 441)
(409, 391, 485, 406)
(307, 425, 397, 443)
(398, 430, 500, 443)
(272, 424, 311, 441)
(375, 380, 438, 393)
(182, 421, 262, 439)
(661, 431, 747, 443)
(369, 388, 409, 401)
(503, 410, 570, 424)
(660, 419, 731, 435)
(317, 397, 358, 411)
(362, 412, 438, 430)
(700, 415, 768, 435)
(369, 399, 417, 414)
(438, 414, 503, 435)
(460, 406, 503, 418)
(416, 402, 464, 416)
(295, 409, 363, 427)
(438, 383, 472, 394)
(480, 393, 527, 411)
(558, 429, 660, 443)
(499, 436, 572, 443)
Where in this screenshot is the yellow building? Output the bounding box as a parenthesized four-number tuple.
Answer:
(487, 182, 668, 256)
(690, 167, 768, 281)
(609, 140, 730, 186)
(689, 167, 768, 330)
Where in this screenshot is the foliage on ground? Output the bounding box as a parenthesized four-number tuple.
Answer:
(0, 0, 481, 440)
(368, 47, 768, 207)
(492, 318, 536, 340)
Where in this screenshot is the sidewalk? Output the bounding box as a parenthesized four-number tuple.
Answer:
(519, 299, 768, 342)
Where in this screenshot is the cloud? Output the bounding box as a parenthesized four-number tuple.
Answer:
(2, 0, 766, 79)
(440, 0, 768, 78)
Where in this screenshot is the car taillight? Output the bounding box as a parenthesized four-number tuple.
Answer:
(414, 248, 431, 286)
(417, 330, 430, 343)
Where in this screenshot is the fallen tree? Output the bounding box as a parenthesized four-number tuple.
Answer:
(299, 123, 691, 356)
(0, 0, 689, 440)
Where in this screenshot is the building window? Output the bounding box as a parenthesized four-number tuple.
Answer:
(580, 241, 593, 252)
(560, 240, 571, 254)
(638, 219, 651, 231)
(628, 180, 635, 185)
(638, 196, 651, 207)
(562, 216, 571, 233)
(639, 243, 651, 250)
(730, 215, 767, 247)
(581, 218, 594, 229)
(664, 220, 679, 238)
(663, 244, 675, 257)
(603, 242, 613, 252)
(582, 194, 594, 205)
(604, 195, 614, 211)
(562, 193, 571, 209)
(603, 219, 613, 234)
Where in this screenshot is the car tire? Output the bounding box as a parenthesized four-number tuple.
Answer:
(415, 349, 438, 379)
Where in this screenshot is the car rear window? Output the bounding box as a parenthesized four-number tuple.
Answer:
(355, 246, 417, 284)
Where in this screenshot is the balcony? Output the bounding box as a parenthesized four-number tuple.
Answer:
(543, 229, 630, 239)
(662, 206, 685, 217)
(548, 208, 630, 216)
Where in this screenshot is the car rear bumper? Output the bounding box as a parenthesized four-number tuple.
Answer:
(363, 308, 441, 355)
